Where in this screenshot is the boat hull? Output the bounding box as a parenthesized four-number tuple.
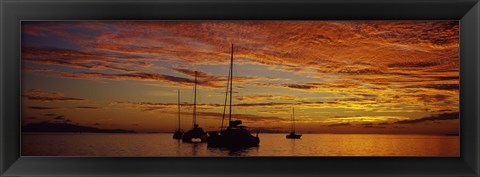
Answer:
(182, 127, 207, 143)
(207, 130, 259, 148)
(172, 130, 184, 139)
(286, 133, 302, 139)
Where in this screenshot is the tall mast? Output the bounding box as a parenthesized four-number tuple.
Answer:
(228, 44, 234, 125)
(293, 107, 295, 133)
(178, 89, 180, 130)
(193, 71, 197, 126)
(290, 114, 293, 133)
(290, 109, 294, 133)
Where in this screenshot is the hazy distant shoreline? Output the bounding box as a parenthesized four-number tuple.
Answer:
(22, 122, 136, 134)
(21, 121, 459, 136)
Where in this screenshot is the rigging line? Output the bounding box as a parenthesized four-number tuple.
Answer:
(220, 58, 231, 132)
(193, 71, 197, 127)
(231, 46, 244, 116)
(229, 44, 234, 125)
(178, 89, 180, 130)
(190, 75, 195, 127)
(233, 57, 243, 116)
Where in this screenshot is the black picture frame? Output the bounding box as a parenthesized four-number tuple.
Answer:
(1, 0, 479, 176)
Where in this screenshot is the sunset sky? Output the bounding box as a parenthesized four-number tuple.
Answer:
(21, 21, 459, 134)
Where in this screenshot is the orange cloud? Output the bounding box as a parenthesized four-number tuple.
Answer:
(392, 112, 458, 124)
(23, 89, 86, 102)
(235, 94, 303, 101)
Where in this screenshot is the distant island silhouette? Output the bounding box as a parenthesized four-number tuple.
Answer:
(22, 122, 136, 133)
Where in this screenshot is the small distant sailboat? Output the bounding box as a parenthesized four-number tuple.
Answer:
(172, 90, 184, 139)
(286, 107, 301, 139)
(182, 71, 208, 143)
(208, 44, 260, 148)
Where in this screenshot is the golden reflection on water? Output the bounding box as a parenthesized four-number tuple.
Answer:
(22, 133, 459, 156)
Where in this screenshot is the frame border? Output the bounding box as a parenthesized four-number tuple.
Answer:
(1, 0, 479, 176)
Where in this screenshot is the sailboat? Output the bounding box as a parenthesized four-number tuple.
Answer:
(172, 90, 184, 139)
(286, 107, 301, 139)
(182, 71, 208, 143)
(207, 44, 260, 148)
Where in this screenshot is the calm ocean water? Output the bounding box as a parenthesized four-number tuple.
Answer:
(22, 133, 459, 156)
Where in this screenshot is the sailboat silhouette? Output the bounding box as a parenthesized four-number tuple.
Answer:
(207, 44, 260, 148)
(182, 71, 208, 143)
(172, 90, 184, 139)
(286, 107, 301, 139)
